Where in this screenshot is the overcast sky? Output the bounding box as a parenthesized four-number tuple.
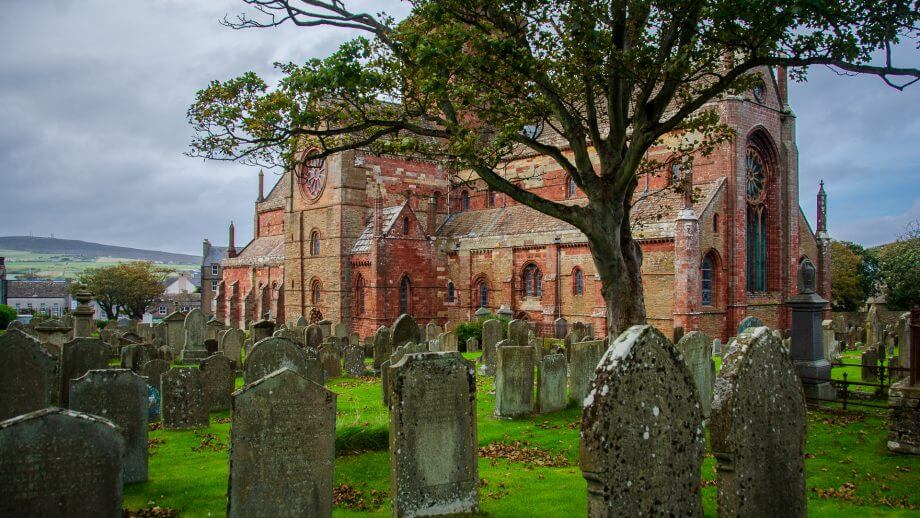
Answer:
(1, 1, 917, 255)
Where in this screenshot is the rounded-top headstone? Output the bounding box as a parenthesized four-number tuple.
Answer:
(0, 329, 58, 421)
(676, 331, 715, 418)
(391, 314, 420, 349)
(244, 337, 312, 384)
(200, 354, 235, 412)
(59, 337, 110, 407)
(737, 315, 763, 335)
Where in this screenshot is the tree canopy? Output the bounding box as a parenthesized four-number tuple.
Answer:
(189, 0, 919, 335)
(877, 221, 920, 310)
(830, 240, 879, 311)
(75, 262, 170, 320)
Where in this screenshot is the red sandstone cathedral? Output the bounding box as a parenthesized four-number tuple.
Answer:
(211, 67, 830, 342)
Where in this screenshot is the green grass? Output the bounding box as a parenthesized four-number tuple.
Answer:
(0, 249, 197, 279)
(124, 353, 920, 517)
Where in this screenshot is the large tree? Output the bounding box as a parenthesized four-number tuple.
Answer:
(189, 0, 919, 336)
(75, 262, 170, 320)
(878, 221, 920, 310)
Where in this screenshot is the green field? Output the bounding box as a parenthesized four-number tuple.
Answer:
(123, 352, 920, 517)
(0, 249, 197, 280)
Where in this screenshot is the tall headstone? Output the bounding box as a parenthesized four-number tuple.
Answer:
(439, 330, 459, 353)
(0, 408, 124, 516)
(304, 324, 325, 350)
(554, 317, 568, 339)
(344, 345, 365, 378)
(0, 329, 58, 421)
(333, 322, 348, 339)
(711, 327, 807, 516)
(319, 342, 342, 380)
(391, 314, 421, 349)
(181, 309, 208, 361)
(71, 289, 96, 338)
(480, 319, 502, 376)
(372, 326, 391, 370)
(568, 339, 605, 407)
(537, 353, 567, 414)
(163, 311, 186, 355)
(220, 327, 245, 369)
(898, 312, 911, 371)
(581, 325, 705, 516)
(59, 337, 110, 407)
(389, 352, 478, 517)
(822, 319, 838, 361)
(675, 331, 715, 418)
(120, 343, 150, 373)
(244, 337, 312, 384)
(788, 259, 834, 401)
(494, 345, 535, 417)
(161, 367, 208, 430)
(228, 368, 336, 518)
(200, 354, 235, 412)
(508, 319, 528, 347)
(69, 369, 149, 483)
(861, 349, 879, 382)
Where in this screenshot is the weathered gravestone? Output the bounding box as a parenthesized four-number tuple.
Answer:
(294, 315, 309, 328)
(161, 367, 208, 430)
(304, 324, 325, 350)
(554, 317, 568, 339)
(219, 327, 245, 369)
(163, 311, 186, 355)
(69, 369, 148, 483)
(200, 354, 235, 412)
(251, 319, 276, 344)
(372, 326, 391, 370)
(206, 319, 226, 342)
(320, 342, 343, 380)
(710, 327, 807, 517)
(382, 342, 428, 406)
(495, 344, 535, 417)
(120, 343, 151, 373)
(389, 352, 478, 517)
(737, 315, 764, 335)
(568, 339, 606, 407)
(0, 408, 124, 517)
(59, 337, 110, 407)
(466, 337, 479, 353)
(181, 308, 209, 361)
(676, 331, 715, 418)
(537, 353, 567, 414)
(141, 359, 170, 394)
(425, 322, 442, 343)
(344, 345, 365, 378)
(508, 319, 528, 347)
(861, 348, 879, 382)
(439, 331, 459, 353)
(391, 314, 421, 349)
(580, 325, 705, 516)
(0, 329, 58, 421)
(334, 322, 349, 339)
(228, 368, 336, 518)
(244, 337, 314, 384)
(480, 319, 503, 376)
(154, 322, 167, 348)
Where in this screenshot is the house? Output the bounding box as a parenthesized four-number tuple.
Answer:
(6, 279, 72, 317)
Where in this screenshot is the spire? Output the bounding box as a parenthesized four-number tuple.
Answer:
(257, 170, 265, 202)
(373, 184, 384, 237)
(817, 180, 827, 233)
(227, 221, 238, 258)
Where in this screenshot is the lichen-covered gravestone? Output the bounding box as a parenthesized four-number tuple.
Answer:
(320, 342, 343, 380)
(69, 369, 149, 483)
(304, 324, 325, 350)
(737, 315, 763, 335)
(508, 319, 528, 347)
(676, 331, 715, 417)
(140, 359, 170, 394)
(537, 353, 567, 414)
(161, 367, 209, 430)
(861, 348, 879, 382)
(219, 327, 244, 369)
(0, 408, 124, 516)
(389, 352, 478, 517)
(391, 314, 421, 349)
(59, 337, 110, 407)
(580, 325, 705, 516)
(466, 337, 479, 353)
(0, 329, 59, 421)
(439, 331, 459, 352)
(710, 327, 807, 517)
(568, 339, 605, 407)
(228, 368, 336, 517)
(200, 354, 235, 412)
(480, 319, 503, 376)
(495, 345, 535, 417)
(344, 345, 365, 378)
(120, 343, 150, 374)
(244, 337, 312, 384)
(372, 326, 391, 370)
(181, 308, 209, 361)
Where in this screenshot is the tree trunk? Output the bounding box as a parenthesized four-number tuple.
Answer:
(584, 198, 648, 339)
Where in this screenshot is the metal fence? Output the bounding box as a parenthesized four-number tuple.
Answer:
(803, 359, 910, 411)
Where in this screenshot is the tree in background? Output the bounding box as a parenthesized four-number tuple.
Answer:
(0, 304, 16, 330)
(830, 240, 880, 311)
(190, 0, 919, 336)
(878, 221, 920, 310)
(75, 262, 170, 320)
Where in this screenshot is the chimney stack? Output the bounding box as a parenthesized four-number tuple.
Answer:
(257, 170, 265, 202)
(227, 222, 238, 258)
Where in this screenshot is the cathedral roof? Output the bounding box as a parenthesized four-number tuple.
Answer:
(256, 170, 290, 212)
(221, 234, 284, 267)
(351, 205, 407, 254)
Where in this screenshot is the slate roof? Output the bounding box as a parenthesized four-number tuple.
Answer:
(203, 245, 228, 265)
(222, 235, 285, 267)
(352, 205, 407, 254)
(6, 280, 71, 299)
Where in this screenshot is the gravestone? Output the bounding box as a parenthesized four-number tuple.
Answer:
(120, 343, 150, 373)
(294, 315, 309, 327)
(713, 338, 722, 356)
(897, 312, 911, 371)
(737, 315, 763, 335)
(494, 345, 535, 417)
(163, 311, 186, 354)
(244, 337, 312, 384)
(481, 319, 503, 376)
(304, 324, 325, 350)
(344, 345, 365, 378)
(251, 319, 276, 344)
(161, 367, 208, 430)
(581, 325, 705, 516)
(568, 339, 605, 407)
(508, 319, 528, 347)
(0, 408, 124, 516)
(334, 322, 348, 339)
(59, 337, 110, 407)
(676, 331, 715, 418)
(140, 359, 170, 394)
(439, 331, 459, 353)
(69, 369, 148, 483)
(372, 326, 391, 370)
(389, 352, 478, 517)
(220, 327, 244, 369)
(466, 337, 479, 353)
(571, 321, 587, 343)
(319, 342, 342, 380)
(228, 368, 336, 517)
(391, 314, 421, 349)
(181, 309, 208, 361)
(537, 353, 567, 414)
(861, 349, 879, 382)
(200, 354, 235, 412)
(317, 319, 332, 338)
(711, 327, 807, 517)
(554, 317, 568, 339)
(153, 322, 167, 347)
(425, 322, 442, 342)
(428, 338, 442, 353)
(0, 329, 58, 421)
(33, 319, 73, 351)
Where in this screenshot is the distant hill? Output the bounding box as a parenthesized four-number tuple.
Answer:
(0, 236, 199, 264)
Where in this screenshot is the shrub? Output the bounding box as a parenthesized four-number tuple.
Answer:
(0, 304, 15, 330)
(455, 312, 509, 345)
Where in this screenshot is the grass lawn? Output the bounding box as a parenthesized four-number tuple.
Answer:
(0, 249, 197, 279)
(124, 353, 920, 517)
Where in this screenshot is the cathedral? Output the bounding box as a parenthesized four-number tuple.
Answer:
(212, 67, 830, 342)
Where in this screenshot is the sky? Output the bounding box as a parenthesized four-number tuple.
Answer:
(0, 1, 917, 255)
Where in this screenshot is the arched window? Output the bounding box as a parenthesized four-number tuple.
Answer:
(522, 264, 543, 297)
(573, 267, 584, 295)
(433, 191, 442, 210)
(745, 148, 768, 292)
(478, 281, 489, 309)
(713, 213, 719, 233)
(446, 281, 456, 303)
(566, 176, 577, 199)
(701, 254, 714, 306)
(488, 189, 496, 208)
(310, 231, 320, 256)
(670, 164, 682, 184)
(399, 276, 411, 314)
(402, 216, 410, 235)
(310, 279, 322, 305)
(354, 275, 366, 315)
(460, 190, 470, 211)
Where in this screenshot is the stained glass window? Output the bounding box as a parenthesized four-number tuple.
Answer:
(400, 276, 411, 314)
(701, 255, 713, 305)
(573, 268, 584, 295)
